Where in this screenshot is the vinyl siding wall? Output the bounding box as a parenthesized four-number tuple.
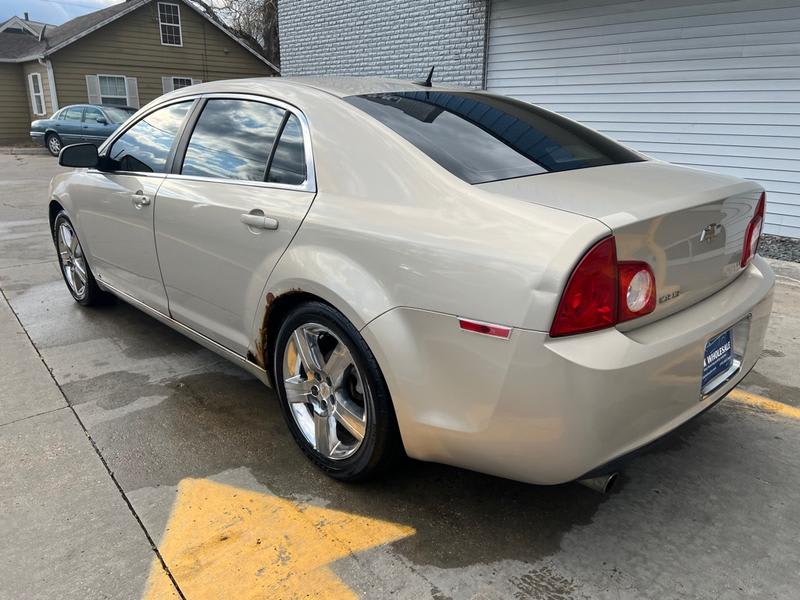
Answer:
(50, 1, 272, 109)
(487, 0, 800, 238)
(21, 60, 52, 119)
(0, 63, 30, 144)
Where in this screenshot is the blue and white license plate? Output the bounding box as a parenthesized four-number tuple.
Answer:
(702, 329, 733, 390)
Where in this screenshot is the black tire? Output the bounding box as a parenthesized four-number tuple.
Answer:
(53, 211, 105, 306)
(273, 301, 401, 481)
(45, 133, 62, 157)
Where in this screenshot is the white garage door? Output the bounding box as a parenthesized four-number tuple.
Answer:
(487, 0, 800, 239)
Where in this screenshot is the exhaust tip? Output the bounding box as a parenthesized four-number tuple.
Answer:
(577, 472, 619, 494)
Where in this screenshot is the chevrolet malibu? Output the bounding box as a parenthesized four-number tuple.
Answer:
(48, 78, 774, 491)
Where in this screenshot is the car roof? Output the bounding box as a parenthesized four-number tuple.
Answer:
(169, 76, 466, 101)
(58, 103, 134, 111)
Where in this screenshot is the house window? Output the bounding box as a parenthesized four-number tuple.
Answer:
(158, 2, 182, 46)
(98, 75, 128, 106)
(173, 77, 192, 89)
(28, 73, 45, 115)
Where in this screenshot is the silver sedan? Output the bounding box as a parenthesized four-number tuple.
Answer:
(48, 77, 774, 491)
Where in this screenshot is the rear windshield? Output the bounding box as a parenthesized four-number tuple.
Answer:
(344, 91, 643, 184)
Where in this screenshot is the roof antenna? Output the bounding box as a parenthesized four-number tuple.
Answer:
(415, 66, 435, 87)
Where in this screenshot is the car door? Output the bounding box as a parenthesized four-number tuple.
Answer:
(81, 106, 115, 146)
(73, 100, 195, 313)
(154, 96, 316, 354)
(55, 106, 85, 144)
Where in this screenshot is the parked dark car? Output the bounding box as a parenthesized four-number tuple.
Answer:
(31, 104, 137, 156)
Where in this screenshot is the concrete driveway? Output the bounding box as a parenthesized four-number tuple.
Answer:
(1, 153, 799, 600)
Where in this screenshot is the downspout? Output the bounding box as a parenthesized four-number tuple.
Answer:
(481, 0, 491, 91)
(39, 57, 59, 112)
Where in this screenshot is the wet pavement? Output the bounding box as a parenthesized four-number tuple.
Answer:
(1, 153, 800, 599)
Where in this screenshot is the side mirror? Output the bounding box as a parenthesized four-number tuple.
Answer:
(96, 117, 107, 124)
(59, 143, 99, 168)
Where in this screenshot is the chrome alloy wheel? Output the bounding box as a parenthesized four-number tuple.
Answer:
(282, 323, 369, 460)
(48, 135, 61, 155)
(57, 220, 88, 299)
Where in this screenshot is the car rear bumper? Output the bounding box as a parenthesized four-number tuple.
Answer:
(30, 132, 45, 145)
(361, 255, 775, 485)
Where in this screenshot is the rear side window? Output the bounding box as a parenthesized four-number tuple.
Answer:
(181, 99, 285, 181)
(266, 114, 306, 186)
(108, 101, 192, 173)
(344, 91, 643, 184)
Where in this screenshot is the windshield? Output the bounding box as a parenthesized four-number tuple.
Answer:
(344, 91, 643, 184)
(104, 107, 135, 123)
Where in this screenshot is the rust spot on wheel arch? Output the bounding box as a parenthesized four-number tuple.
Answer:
(252, 289, 306, 376)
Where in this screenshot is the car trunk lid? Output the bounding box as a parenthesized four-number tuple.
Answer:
(477, 160, 764, 327)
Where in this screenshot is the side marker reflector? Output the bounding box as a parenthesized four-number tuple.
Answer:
(458, 318, 511, 339)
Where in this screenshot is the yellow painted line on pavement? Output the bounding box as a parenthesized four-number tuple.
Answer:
(728, 388, 800, 421)
(143, 478, 415, 600)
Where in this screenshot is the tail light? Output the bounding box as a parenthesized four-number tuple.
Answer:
(550, 236, 656, 337)
(740, 192, 766, 268)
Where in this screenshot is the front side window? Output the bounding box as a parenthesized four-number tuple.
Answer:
(28, 73, 45, 115)
(99, 75, 128, 106)
(84, 107, 105, 123)
(267, 114, 306, 186)
(63, 106, 83, 122)
(344, 91, 643, 184)
(181, 99, 286, 181)
(158, 2, 182, 46)
(108, 101, 192, 173)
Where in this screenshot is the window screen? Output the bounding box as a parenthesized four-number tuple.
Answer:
(181, 99, 285, 181)
(266, 114, 306, 186)
(109, 101, 192, 173)
(344, 91, 643, 184)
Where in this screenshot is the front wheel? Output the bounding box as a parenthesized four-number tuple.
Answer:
(273, 301, 401, 481)
(46, 133, 62, 157)
(53, 212, 104, 306)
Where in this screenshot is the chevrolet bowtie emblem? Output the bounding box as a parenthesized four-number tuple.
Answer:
(700, 223, 722, 243)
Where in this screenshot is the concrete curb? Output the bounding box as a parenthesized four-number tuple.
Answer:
(1, 147, 50, 156)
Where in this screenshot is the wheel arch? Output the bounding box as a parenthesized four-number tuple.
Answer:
(252, 253, 394, 387)
(48, 199, 65, 240)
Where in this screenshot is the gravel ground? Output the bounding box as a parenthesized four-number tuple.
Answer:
(760, 234, 800, 263)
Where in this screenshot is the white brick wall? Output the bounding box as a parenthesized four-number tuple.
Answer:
(278, 0, 488, 88)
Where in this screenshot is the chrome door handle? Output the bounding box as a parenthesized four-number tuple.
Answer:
(131, 194, 151, 208)
(240, 213, 278, 230)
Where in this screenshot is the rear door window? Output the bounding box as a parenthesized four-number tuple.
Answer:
(63, 106, 84, 122)
(181, 99, 286, 181)
(344, 91, 643, 184)
(108, 101, 193, 173)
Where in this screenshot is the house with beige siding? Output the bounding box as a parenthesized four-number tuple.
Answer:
(0, 0, 277, 144)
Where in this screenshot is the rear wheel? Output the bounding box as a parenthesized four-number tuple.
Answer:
(46, 133, 62, 157)
(53, 212, 104, 306)
(273, 301, 400, 481)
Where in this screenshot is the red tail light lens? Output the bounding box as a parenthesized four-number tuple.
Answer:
(549, 237, 618, 337)
(617, 262, 656, 323)
(550, 236, 657, 337)
(740, 192, 766, 268)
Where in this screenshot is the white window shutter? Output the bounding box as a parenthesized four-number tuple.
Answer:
(162, 76, 173, 93)
(125, 77, 139, 108)
(85, 75, 101, 104)
(191, 78, 202, 85)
